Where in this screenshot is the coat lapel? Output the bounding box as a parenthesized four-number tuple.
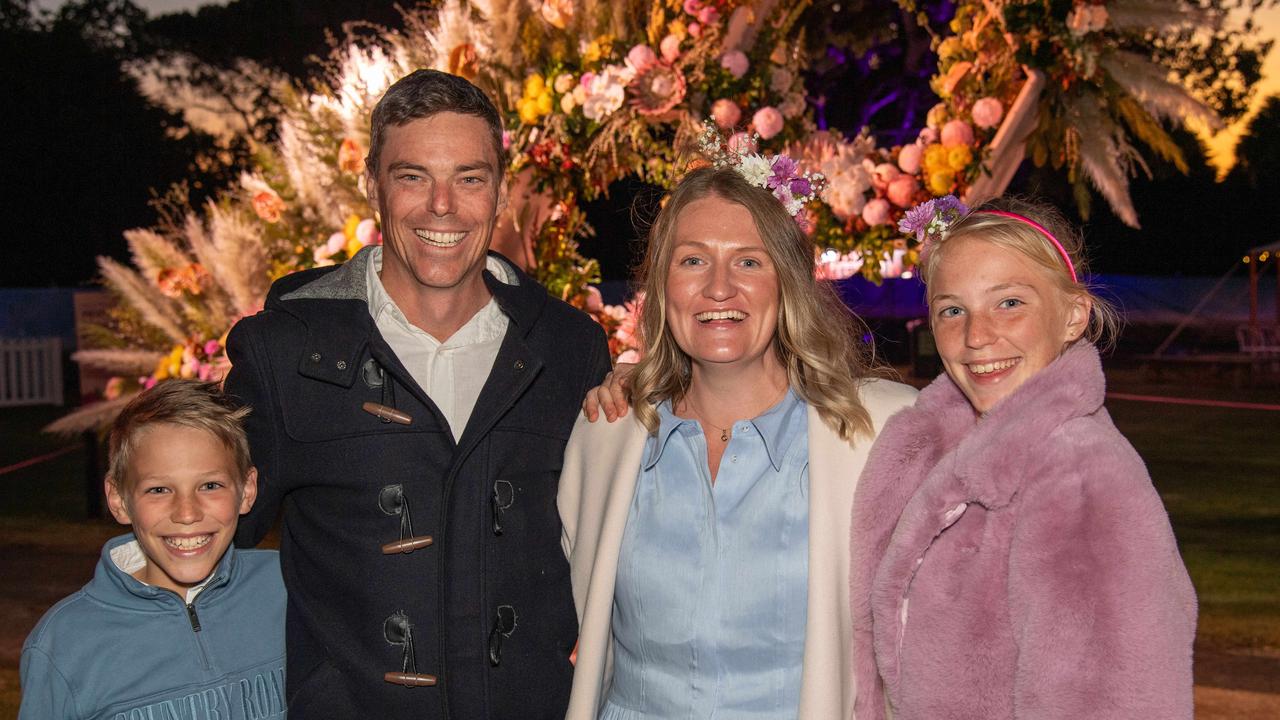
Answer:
(802, 406, 864, 719)
(562, 415, 649, 720)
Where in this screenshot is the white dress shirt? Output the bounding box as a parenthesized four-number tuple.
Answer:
(365, 247, 512, 440)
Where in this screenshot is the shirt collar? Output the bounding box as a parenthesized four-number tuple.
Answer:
(641, 389, 803, 472)
(108, 537, 222, 604)
(365, 246, 512, 345)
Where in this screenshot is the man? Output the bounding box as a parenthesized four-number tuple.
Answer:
(226, 69, 611, 719)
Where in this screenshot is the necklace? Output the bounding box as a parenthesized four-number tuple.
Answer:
(684, 396, 732, 442)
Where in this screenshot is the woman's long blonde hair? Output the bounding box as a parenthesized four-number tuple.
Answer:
(627, 166, 878, 441)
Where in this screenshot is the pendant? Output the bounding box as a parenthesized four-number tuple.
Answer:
(720, 428, 730, 442)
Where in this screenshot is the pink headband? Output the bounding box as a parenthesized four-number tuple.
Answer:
(976, 210, 1078, 283)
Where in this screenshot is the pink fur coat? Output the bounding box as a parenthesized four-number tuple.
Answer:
(849, 343, 1196, 719)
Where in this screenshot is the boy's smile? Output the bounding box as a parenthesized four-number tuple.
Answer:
(106, 423, 257, 598)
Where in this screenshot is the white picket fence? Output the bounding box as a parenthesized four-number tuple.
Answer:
(0, 337, 64, 407)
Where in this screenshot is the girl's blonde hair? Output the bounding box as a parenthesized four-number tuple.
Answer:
(627, 166, 878, 441)
(921, 196, 1121, 349)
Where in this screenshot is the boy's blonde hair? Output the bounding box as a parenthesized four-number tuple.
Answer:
(107, 380, 253, 495)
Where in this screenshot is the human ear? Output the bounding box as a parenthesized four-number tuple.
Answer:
(238, 467, 259, 515)
(1063, 292, 1091, 343)
(105, 478, 132, 526)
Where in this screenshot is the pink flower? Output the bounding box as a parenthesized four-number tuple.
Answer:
(203, 339, 222, 356)
(917, 127, 939, 145)
(710, 98, 742, 129)
(697, 6, 719, 24)
(688, 22, 702, 38)
(887, 175, 919, 208)
(872, 163, 901, 190)
(727, 132, 758, 154)
(971, 97, 1004, 129)
(356, 218, 380, 246)
(627, 44, 657, 73)
(941, 119, 975, 147)
(682, 0, 702, 15)
(720, 50, 749, 79)
(660, 34, 682, 62)
(898, 143, 923, 174)
(584, 286, 604, 313)
(752, 106, 784, 140)
(630, 62, 687, 117)
(862, 197, 892, 226)
(326, 232, 346, 254)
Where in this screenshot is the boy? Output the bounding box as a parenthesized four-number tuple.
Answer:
(19, 380, 286, 720)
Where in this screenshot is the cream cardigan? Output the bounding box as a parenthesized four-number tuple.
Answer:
(558, 379, 918, 720)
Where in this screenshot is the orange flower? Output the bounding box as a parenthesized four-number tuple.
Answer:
(448, 44, 479, 80)
(252, 190, 285, 223)
(338, 138, 364, 174)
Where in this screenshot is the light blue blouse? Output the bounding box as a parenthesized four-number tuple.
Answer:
(601, 390, 810, 720)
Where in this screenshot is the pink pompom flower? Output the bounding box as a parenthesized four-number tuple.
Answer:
(898, 143, 923, 174)
(971, 97, 1004, 129)
(752, 106, 784, 140)
(720, 50, 749, 79)
(710, 98, 742, 129)
(941, 119, 975, 147)
(627, 45, 657, 73)
(887, 175, 919, 208)
(862, 197, 892, 226)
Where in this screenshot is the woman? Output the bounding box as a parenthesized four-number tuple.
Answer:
(558, 165, 917, 720)
(850, 197, 1196, 719)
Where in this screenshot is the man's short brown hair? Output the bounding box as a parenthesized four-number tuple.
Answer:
(107, 380, 253, 495)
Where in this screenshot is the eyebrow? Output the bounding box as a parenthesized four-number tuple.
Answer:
(387, 160, 495, 174)
(929, 282, 1040, 304)
(672, 238, 767, 253)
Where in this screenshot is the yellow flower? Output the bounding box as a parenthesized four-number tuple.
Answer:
(584, 35, 614, 64)
(536, 92, 553, 115)
(947, 145, 973, 171)
(937, 37, 962, 61)
(156, 345, 184, 380)
(928, 170, 956, 195)
(517, 98, 542, 124)
(524, 74, 546, 97)
(345, 236, 363, 258)
(923, 143, 949, 172)
(343, 214, 361, 241)
(668, 20, 688, 40)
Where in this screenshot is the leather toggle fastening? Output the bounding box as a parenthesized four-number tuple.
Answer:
(363, 401, 412, 425)
(487, 605, 517, 667)
(383, 612, 437, 687)
(379, 485, 433, 555)
(382, 536, 433, 554)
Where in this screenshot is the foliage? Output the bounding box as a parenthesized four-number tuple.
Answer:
(48, 0, 1263, 431)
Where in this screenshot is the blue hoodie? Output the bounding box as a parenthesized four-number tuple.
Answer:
(19, 533, 286, 720)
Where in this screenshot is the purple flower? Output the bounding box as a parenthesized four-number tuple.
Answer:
(790, 176, 812, 198)
(898, 195, 969, 243)
(768, 155, 798, 189)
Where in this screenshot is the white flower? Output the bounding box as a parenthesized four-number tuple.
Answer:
(737, 155, 773, 187)
(582, 65, 631, 121)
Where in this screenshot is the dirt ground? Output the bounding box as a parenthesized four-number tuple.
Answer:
(1, 520, 1277, 719)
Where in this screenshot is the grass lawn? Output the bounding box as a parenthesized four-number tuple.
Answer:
(1106, 373, 1280, 652)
